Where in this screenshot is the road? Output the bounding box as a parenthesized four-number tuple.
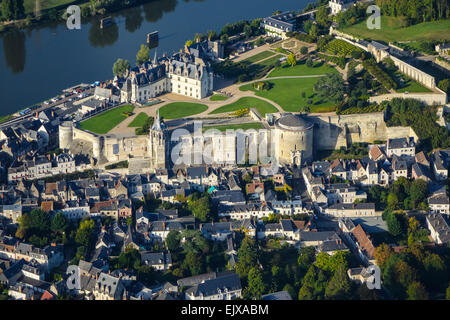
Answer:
(0, 87, 95, 129)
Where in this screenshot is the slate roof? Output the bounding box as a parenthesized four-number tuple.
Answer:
(262, 291, 293, 300)
(186, 273, 241, 298)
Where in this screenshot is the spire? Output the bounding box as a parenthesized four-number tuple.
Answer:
(153, 49, 158, 65)
(152, 110, 162, 131)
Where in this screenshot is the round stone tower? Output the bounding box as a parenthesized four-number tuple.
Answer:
(274, 113, 314, 165)
(59, 121, 74, 150)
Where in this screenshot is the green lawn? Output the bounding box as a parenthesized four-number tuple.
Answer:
(0, 114, 14, 124)
(24, 0, 78, 14)
(239, 78, 335, 113)
(268, 60, 337, 77)
(80, 105, 134, 134)
(210, 97, 278, 116)
(203, 122, 264, 132)
(395, 77, 433, 93)
(209, 94, 229, 101)
(158, 102, 208, 119)
(128, 112, 149, 127)
(256, 54, 283, 67)
(242, 51, 276, 64)
(340, 16, 450, 42)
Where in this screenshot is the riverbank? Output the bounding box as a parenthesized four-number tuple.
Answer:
(0, 0, 156, 34)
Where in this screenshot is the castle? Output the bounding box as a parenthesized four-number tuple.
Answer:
(116, 51, 214, 104)
(59, 111, 166, 170)
(59, 110, 418, 172)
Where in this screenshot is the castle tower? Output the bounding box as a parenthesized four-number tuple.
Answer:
(149, 110, 166, 169)
(59, 121, 74, 150)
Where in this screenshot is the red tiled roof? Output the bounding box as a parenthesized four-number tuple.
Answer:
(369, 145, 383, 160)
(41, 201, 54, 212)
(40, 290, 54, 300)
(352, 224, 375, 258)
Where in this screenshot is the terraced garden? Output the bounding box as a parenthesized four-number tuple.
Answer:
(79, 105, 134, 134)
(325, 39, 363, 56)
(210, 97, 278, 116)
(268, 60, 337, 77)
(158, 102, 208, 119)
(242, 51, 276, 64)
(239, 78, 335, 113)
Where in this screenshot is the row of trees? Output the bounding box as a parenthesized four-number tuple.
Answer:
(375, 0, 450, 25)
(368, 177, 429, 212)
(384, 98, 450, 152)
(0, 0, 24, 22)
(374, 241, 449, 299)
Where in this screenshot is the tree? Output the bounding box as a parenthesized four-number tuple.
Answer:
(313, 72, 345, 103)
(282, 284, 296, 300)
(1, 0, 24, 21)
(51, 212, 68, 234)
(387, 212, 403, 237)
(387, 193, 399, 209)
(75, 219, 95, 247)
(287, 53, 296, 67)
(300, 46, 308, 55)
(438, 78, 450, 94)
(187, 195, 211, 222)
(207, 30, 217, 41)
(220, 34, 229, 45)
(374, 243, 394, 268)
(446, 284, 450, 300)
(194, 33, 205, 43)
(246, 267, 266, 299)
(409, 179, 428, 207)
(306, 57, 313, 67)
(315, 251, 349, 273)
(136, 44, 150, 65)
(165, 230, 180, 251)
(298, 246, 316, 271)
(183, 250, 203, 276)
(244, 25, 253, 38)
(407, 281, 429, 300)
(309, 24, 318, 38)
(315, 6, 330, 28)
(112, 58, 130, 77)
(302, 20, 313, 34)
(235, 237, 258, 278)
(325, 265, 351, 299)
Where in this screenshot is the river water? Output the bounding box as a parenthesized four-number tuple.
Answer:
(0, 0, 307, 116)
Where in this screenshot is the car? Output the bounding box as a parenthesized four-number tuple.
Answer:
(44, 101, 51, 105)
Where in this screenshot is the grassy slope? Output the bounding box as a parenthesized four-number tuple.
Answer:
(80, 105, 134, 134)
(240, 78, 335, 113)
(241, 51, 276, 64)
(203, 122, 264, 132)
(24, 0, 79, 14)
(210, 97, 278, 116)
(128, 112, 149, 127)
(158, 102, 208, 119)
(340, 16, 450, 42)
(268, 60, 337, 77)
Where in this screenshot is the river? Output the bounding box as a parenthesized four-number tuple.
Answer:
(0, 0, 308, 116)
